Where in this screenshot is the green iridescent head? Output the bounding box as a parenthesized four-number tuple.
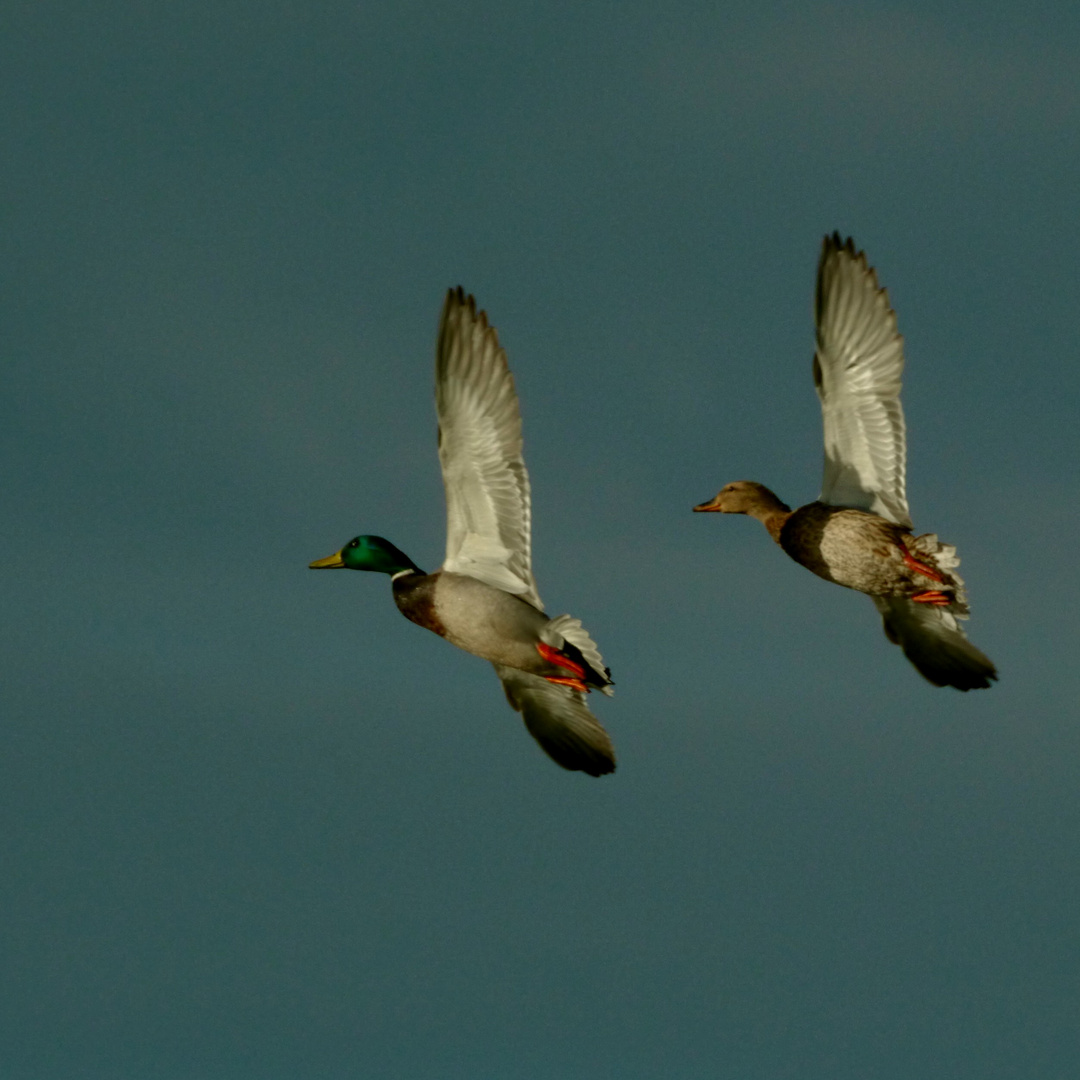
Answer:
(309, 535, 423, 575)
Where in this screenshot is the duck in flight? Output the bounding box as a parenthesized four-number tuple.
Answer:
(695, 234, 997, 691)
(311, 288, 616, 774)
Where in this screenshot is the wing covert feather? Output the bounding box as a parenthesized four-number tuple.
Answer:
(814, 234, 912, 528)
(436, 288, 542, 609)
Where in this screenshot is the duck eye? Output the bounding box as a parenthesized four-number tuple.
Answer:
(349, 539, 359, 548)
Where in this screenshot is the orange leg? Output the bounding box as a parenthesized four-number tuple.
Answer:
(911, 590, 951, 606)
(536, 641, 586, 678)
(898, 542, 945, 583)
(536, 642, 589, 692)
(544, 674, 589, 693)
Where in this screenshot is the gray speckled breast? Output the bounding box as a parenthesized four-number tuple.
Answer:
(395, 571, 551, 672)
(779, 502, 910, 595)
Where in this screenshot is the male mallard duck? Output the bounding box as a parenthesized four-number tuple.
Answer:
(694, 234, 997, 691)
(311, 288, 616, 775)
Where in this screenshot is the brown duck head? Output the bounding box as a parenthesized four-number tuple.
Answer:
(694, 481, 793, 542)
(694, 481, 790, 516)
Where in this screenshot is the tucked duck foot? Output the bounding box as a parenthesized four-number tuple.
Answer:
(543, 674, 589, 693)
(898, 543, 945, 583)
(911, 590, 952, 606)
(536, 641, 587, 679)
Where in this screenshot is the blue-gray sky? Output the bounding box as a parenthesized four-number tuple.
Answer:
(2, 2, 1078, 1077)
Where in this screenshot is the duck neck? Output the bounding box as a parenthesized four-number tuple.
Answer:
(761, 510, 793, 544)
(746, 489, 792, 544)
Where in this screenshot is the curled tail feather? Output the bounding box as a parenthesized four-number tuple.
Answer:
(540, 614, 614, 696)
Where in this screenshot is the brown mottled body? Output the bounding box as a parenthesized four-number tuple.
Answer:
(694, 480, 997, 690)
(779, 502, 944, 598)
(691, 233, 996, 691)
(693, 483, 957, 601)
(393, 570, 574, 678)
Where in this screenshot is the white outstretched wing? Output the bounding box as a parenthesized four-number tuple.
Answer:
(814, 234, 912, 528)
(436, 288, 542, 609)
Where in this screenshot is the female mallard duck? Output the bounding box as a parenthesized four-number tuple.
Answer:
(310, 288, 616, 775)
(695, 234, 997, 691)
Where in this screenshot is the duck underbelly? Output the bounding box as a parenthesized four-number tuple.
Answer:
(781, 504, 906, 595)
(399, 571, 549, 669)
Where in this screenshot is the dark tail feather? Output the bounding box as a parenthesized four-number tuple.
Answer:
(873, 596, 997, 691)
(495, 665, 616, 776)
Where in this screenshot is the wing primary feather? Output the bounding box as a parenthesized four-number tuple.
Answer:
(814, 234, 912, 528)
(436, 288, 543, 609)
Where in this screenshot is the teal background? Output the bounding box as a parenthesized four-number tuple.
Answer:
(2, 2, 1077, 1076)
